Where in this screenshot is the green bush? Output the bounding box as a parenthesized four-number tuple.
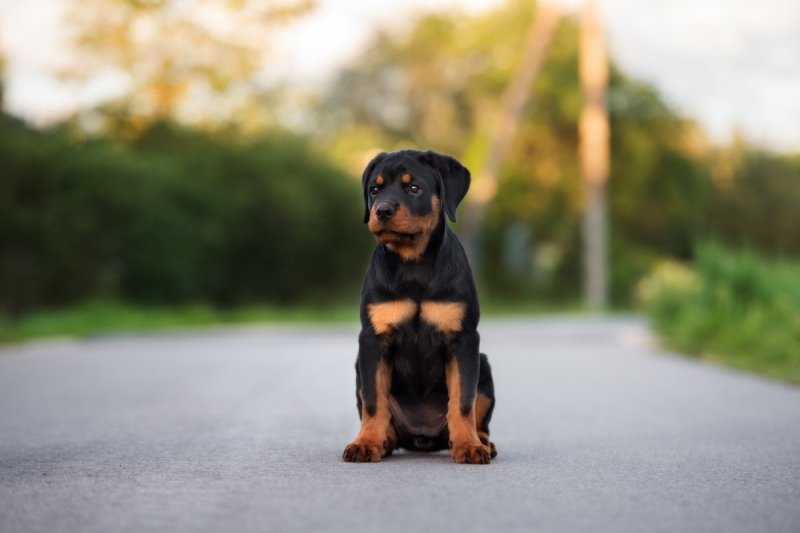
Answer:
(0, 118, 373, 316)
(638, 242, 800, 383)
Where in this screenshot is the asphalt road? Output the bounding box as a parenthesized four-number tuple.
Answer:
(1, 316, 799, 533)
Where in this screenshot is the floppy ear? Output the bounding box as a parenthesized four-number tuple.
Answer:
(361, 152, 388, 223)
(420, 150, 471, 222)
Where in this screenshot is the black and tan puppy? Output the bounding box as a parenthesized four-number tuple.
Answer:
(342, 149, 497, 464)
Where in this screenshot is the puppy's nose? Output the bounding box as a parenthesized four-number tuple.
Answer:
(375, 203, 396, 221)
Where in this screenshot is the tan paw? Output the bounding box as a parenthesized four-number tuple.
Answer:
(450, 440, 492, 464)
(342, 439, 386, 462)
(478, 435, 498, 459)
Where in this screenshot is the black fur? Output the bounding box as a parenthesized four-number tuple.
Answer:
(348, 149, 496, 459)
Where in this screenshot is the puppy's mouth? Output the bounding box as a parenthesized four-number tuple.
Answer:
(374, 229, 423, 245)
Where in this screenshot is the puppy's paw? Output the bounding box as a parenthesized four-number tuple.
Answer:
(450, 440, 492, 464)
(478, 433, 498, 459)
(342, 439, 386, 463)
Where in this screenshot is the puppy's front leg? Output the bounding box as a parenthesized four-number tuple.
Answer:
(343, 334, 392, 462)
(445, 331, 492, 464)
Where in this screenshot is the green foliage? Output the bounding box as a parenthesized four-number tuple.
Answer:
(0, 116, 373, 317)
(638, 242, 800, 383)
(0, 299, 358, 344)
(708, 148, 800, 255)
(63, 0, 314, 128)
(4, 0, 799, 331)
(322, 0, 539, 156)
(321, 0, 712, 305)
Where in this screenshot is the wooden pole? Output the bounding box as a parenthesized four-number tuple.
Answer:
(579, 0, 609, 309)
(461, 3, 562, 262)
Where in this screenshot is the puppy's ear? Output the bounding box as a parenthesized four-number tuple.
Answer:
(361, 152, 388, 223)
(420, 150, 471, 222)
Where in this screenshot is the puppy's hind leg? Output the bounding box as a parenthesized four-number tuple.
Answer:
(475, 353, 498, 459)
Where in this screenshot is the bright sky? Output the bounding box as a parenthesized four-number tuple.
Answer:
(1, 0, 799, 151)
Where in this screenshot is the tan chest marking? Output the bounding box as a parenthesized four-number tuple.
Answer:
(368, 300, 418, 335)
(420, 301, 466, 335)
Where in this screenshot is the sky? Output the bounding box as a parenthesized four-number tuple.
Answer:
(1, 0, 799, 151)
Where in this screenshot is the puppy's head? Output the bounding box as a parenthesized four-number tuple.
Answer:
(361, 150, 471, 261)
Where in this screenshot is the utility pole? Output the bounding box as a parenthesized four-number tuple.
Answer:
(579, 0, 609, 309)
(460, 3, 562, 262)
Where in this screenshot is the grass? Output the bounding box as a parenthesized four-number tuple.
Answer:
(0, 296, 583, 346)
(0, 300, 360, 344)
(638, 241, 800, 384)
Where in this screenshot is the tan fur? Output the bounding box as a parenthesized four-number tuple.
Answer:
(344, 361, 393, 462)
(367, 300, 418, 335)
(446, 359, 491, 463)
(474, 392, 492, 430)
(369, 197, 441, 262)
(420, 301, 465, 336)
(474, 393, 497, 457)
(367, 204, 383, 235)
(402, 173, 411, 183)
(376, 175, 384, 185)
(385, 422, 398, 454)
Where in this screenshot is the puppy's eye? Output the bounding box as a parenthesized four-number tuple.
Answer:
(408, 184, 421, 194)
(369, 186, 380, 196)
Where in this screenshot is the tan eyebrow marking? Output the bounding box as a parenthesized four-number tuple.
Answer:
(376, 175, 384, 185)
(402, 173, 411, 184)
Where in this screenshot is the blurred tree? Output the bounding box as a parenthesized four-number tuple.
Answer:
(64, 0, 313, 134)
(320, 0, 710, 304)
(708, 148, 800, 256)
(321, 0, 540, 162)
(0, 121, 372, 317)
(0, 29, 6, 108)
(460, 4, 562, 261)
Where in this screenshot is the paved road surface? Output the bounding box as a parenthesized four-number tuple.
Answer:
(1, 316, 799, 533)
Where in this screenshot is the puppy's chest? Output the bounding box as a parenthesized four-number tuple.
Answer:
(367, 298, 466, 339)
(385, 309, 451, 396)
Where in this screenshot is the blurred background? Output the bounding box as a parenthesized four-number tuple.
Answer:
(0, 0, 798, 382)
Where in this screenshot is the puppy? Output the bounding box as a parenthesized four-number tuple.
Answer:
(342, 150, 497, 464)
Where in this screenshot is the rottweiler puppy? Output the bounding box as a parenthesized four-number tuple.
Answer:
(342, 149, 497, 464)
